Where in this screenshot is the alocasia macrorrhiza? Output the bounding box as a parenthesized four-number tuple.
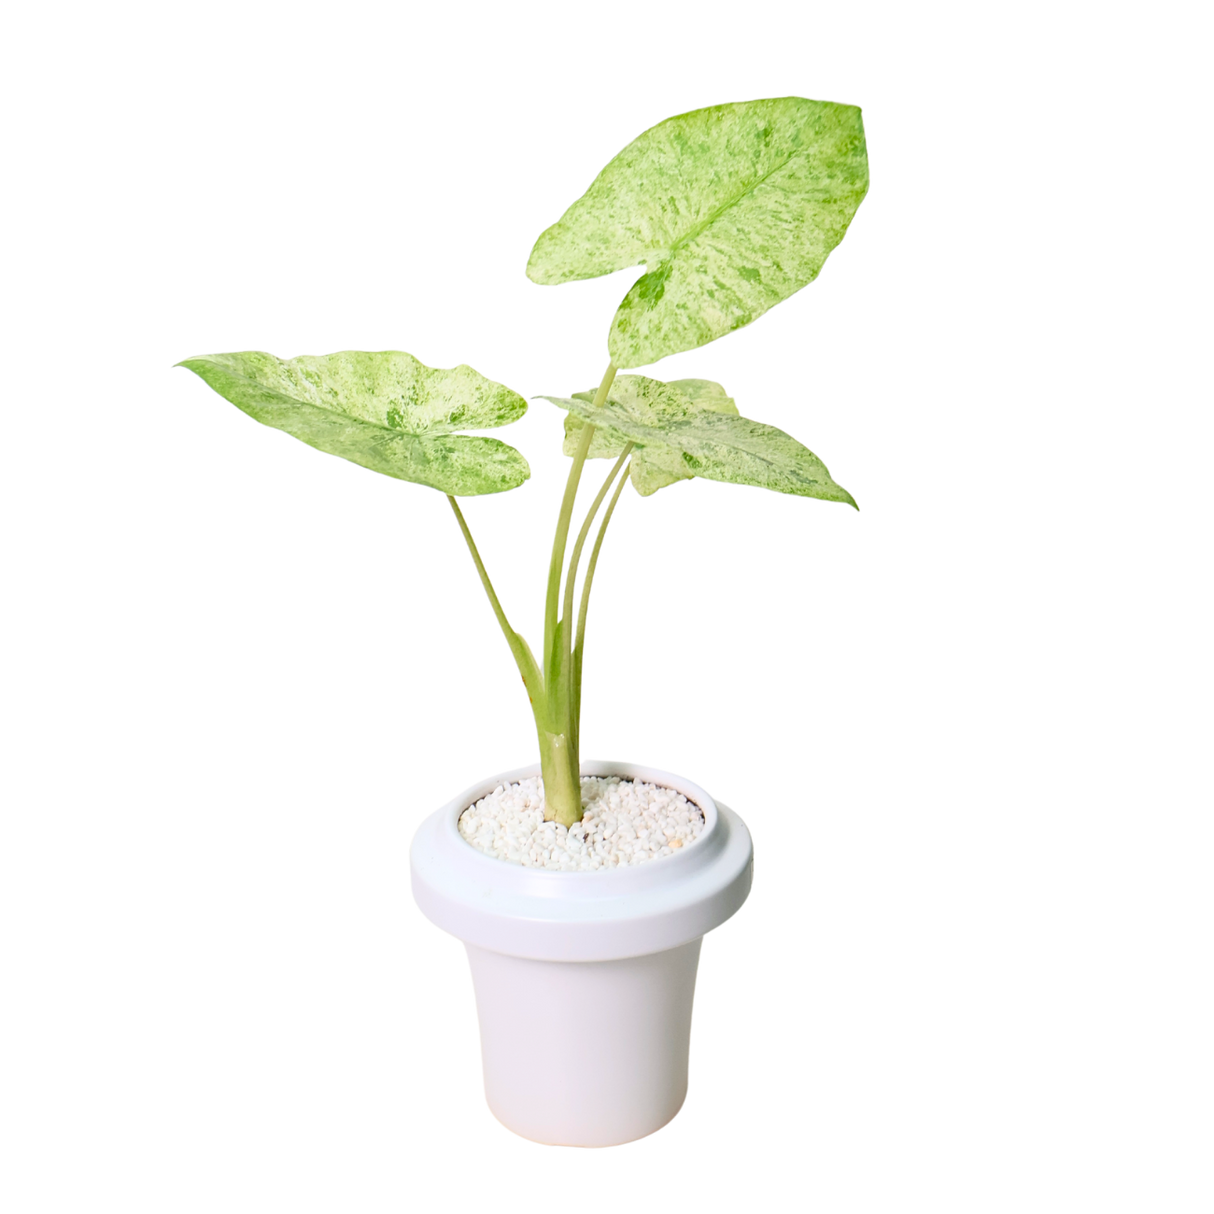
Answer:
(179, 96, 869, 826)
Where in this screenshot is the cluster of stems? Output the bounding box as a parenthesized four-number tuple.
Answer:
(447, 363, 633, 827)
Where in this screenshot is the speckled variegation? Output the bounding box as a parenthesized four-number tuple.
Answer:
(545, 375, 855, 506)
(556, 373, 738, 497)
(178, 350, 530, 496)
(527, 97, 868, 368)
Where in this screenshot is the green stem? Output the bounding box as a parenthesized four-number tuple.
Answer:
(574, 456, 631, 678)
(448, 496, 544, 707)
(541, 354, 616, 820)
(560, 441, 631, 616)
(541, 359, 616, 684)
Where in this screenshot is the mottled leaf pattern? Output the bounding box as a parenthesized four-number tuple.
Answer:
(563, 378, 740, 494)
(545, 375, 855, 506)
(178, 350, 530, 496)
(527, 97, 868, 368)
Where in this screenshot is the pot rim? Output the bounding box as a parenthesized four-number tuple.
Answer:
(410, 759, 753, 962)
(441, 759, 723, 895)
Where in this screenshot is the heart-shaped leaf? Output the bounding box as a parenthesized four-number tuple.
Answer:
(527, 97, 868, 368)
(546, 375, 856, 506)
(563, 378, 739, 494)
(178, 351, 530, 496)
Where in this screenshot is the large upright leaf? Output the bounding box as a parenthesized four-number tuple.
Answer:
(527, 97, 868, 368)
(544, 375, 855, 506)
(178, 351, 530, 496)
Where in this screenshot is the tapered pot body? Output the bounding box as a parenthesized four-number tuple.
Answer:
(410, 760, 752, 1147)
(467, 938, 702, 1145)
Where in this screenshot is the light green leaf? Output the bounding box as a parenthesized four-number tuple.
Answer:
(562, 377, 739, 494)
(544, 375, 856, 506)
(177, 350, 530, 496)
(527, 97, 868, 368)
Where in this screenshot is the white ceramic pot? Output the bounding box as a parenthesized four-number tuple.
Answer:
(410, 760, 753, 1146)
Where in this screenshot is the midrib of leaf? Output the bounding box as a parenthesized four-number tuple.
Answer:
(563, 395, 830, 475)
(607, 405, 796, 466)
(662, 143, 813, 260)
(674, 415, 806, 461)
(663, 422, 816, 477)
(197, 361, 439, 439)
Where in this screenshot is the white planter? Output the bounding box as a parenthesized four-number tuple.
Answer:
(410, 760, 753, 1146)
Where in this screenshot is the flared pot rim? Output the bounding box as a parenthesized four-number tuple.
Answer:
(410, 760, 753, 962)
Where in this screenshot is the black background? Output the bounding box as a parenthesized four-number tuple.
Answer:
(161, 75, 912, 1175)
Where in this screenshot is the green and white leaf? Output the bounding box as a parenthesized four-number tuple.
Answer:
(178, 350, 530, 496)
(527, 97, 868, 369)
(563, 378, 739, 494)
(546, 375, 855, 506)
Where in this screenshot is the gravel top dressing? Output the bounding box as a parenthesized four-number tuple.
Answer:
(458, 776, 706, 871)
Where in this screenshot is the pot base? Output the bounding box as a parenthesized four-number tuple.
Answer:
(466, 938, 703, 1147)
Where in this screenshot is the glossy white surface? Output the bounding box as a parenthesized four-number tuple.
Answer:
(411, 762, 752, 1143)
(410, 761, 753, 963)
(467, 938, 702, 1146)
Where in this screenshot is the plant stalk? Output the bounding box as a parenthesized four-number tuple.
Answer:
(572, 456, 632, 737)
(539, 361, 616, 826)
(447, 496, 543, 706)
(561, 446, 632, 664)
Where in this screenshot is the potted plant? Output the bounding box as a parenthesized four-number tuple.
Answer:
(179, 96, 868, 1146)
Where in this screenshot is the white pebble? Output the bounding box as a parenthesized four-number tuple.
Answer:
(458, 776, 706, 871)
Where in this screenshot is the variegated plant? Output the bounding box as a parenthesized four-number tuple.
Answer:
(179, 97, 868, 827)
